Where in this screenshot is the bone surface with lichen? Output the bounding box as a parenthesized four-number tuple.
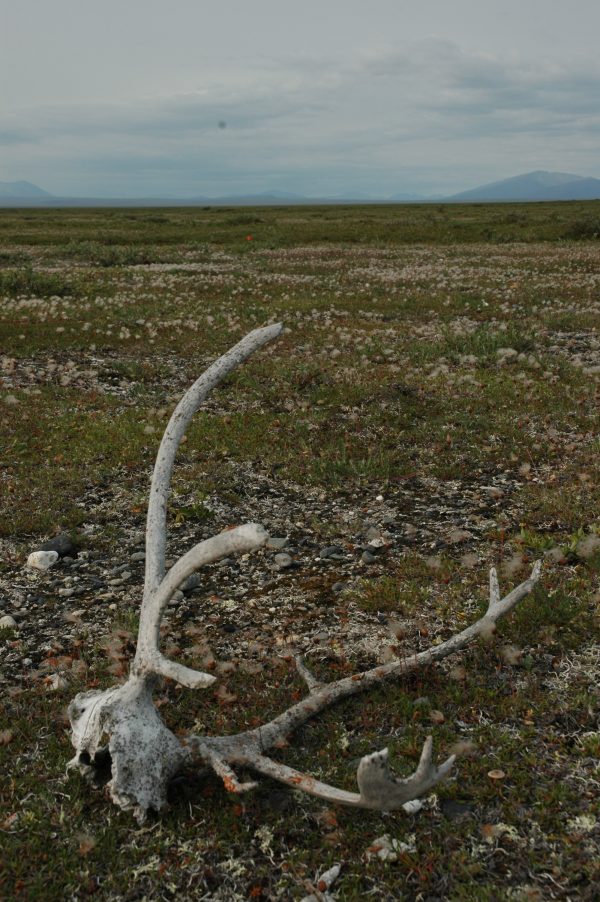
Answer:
(67, 325, 543, 822)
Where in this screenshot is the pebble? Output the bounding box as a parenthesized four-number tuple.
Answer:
(58, 588, 75, 598)
(266, 536, 288, 550)
(130, 551, 146, 562)
(0, 615, 17, 630)
(367, 537, 386, 549)
(441, 800, 474, 820)
(331, 581, 348, 593)
(168, 590, 184, 607)
(114, 570, 132, 582)
(402, 799, 424, 815)
(429, 709, 446, 724)
(182, 573, 202, 594)
(27, 550, 59, 571)
(274, 553, 293, 570)
(361, 550, 378, 564)
(319, 545, 345, 559)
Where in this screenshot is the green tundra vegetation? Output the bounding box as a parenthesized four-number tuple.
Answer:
(1, 201, 599, 900)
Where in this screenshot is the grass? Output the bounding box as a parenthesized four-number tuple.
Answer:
(1, 202, 599, 899)
(0, 266, 81, 298)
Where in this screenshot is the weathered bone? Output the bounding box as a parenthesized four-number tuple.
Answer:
(67, 325, 282, 820)
(68, 326, 544, 821)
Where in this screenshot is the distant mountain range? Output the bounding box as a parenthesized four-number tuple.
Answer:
(1, 170, 599, 206)
(445, 170, 600, 202)
(0, 180, 53, 199)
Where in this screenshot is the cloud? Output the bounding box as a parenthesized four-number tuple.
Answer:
(1, 40, 599, 195)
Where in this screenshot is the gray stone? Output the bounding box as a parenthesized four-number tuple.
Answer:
(361, 550, 378, 564)
(274, 552, 294, 569)
(181, 573, 202, 594)
(441, 800, 474, 820)
(130, 551, 146, 562)
(0, 614, 17, 630)
(319, 545, 345, 559)
(266, 536, 288, 550)
(38, 532, 76, 558)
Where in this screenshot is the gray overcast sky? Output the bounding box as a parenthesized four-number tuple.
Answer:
(1, 0, 599, 197)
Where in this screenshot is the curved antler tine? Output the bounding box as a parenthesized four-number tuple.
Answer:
(414, 735, 434, 779)
(132, 323, 281, 684)
(144, 323, 282, 599)
(133, 523, 269, 682)
(152, 656, 216, 689)
(435, 752, 457, 781)
(488, 567, 501, 610)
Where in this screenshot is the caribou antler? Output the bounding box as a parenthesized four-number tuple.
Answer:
(67, 325, 282, 820)
(67, 326, 544, 822)
(191, 560, 541, 809)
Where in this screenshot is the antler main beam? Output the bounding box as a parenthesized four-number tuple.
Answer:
(67, 326, 545, 823)
(192, 562, 541, 809)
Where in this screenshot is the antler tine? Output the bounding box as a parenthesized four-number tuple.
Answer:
(144, 323, 282, 599)
(414, 734, 434, 778)
(132, 324, 282, 685)
(292, 655, 322, 693)
(486, 559, 542, 619)
(489, 566, 501, 608)
(133, 523, 268, 686)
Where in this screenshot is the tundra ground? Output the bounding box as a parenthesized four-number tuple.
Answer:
(1, 203, 599, 900)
